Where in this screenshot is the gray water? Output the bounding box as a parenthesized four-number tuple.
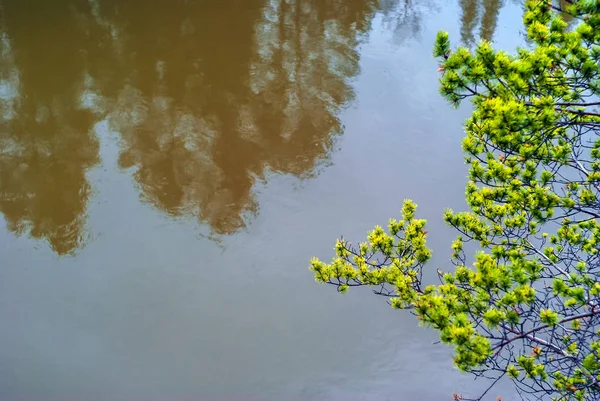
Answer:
(0, 0, 524, 399)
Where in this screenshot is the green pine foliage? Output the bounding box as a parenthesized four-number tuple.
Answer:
(310, 0, 600, 399)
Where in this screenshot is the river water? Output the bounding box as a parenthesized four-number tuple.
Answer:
(0, 0, 525, 400)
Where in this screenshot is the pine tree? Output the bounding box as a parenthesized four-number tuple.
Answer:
(310, 0, 600, 399)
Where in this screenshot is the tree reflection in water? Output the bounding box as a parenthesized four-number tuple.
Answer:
(459, 0, 504, 46)
(0, 1, 100, 254)
(1, 0, 510, 253)
(0, 0, 381, 252)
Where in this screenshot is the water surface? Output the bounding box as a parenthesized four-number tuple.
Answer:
(0, 0, 524, 399)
